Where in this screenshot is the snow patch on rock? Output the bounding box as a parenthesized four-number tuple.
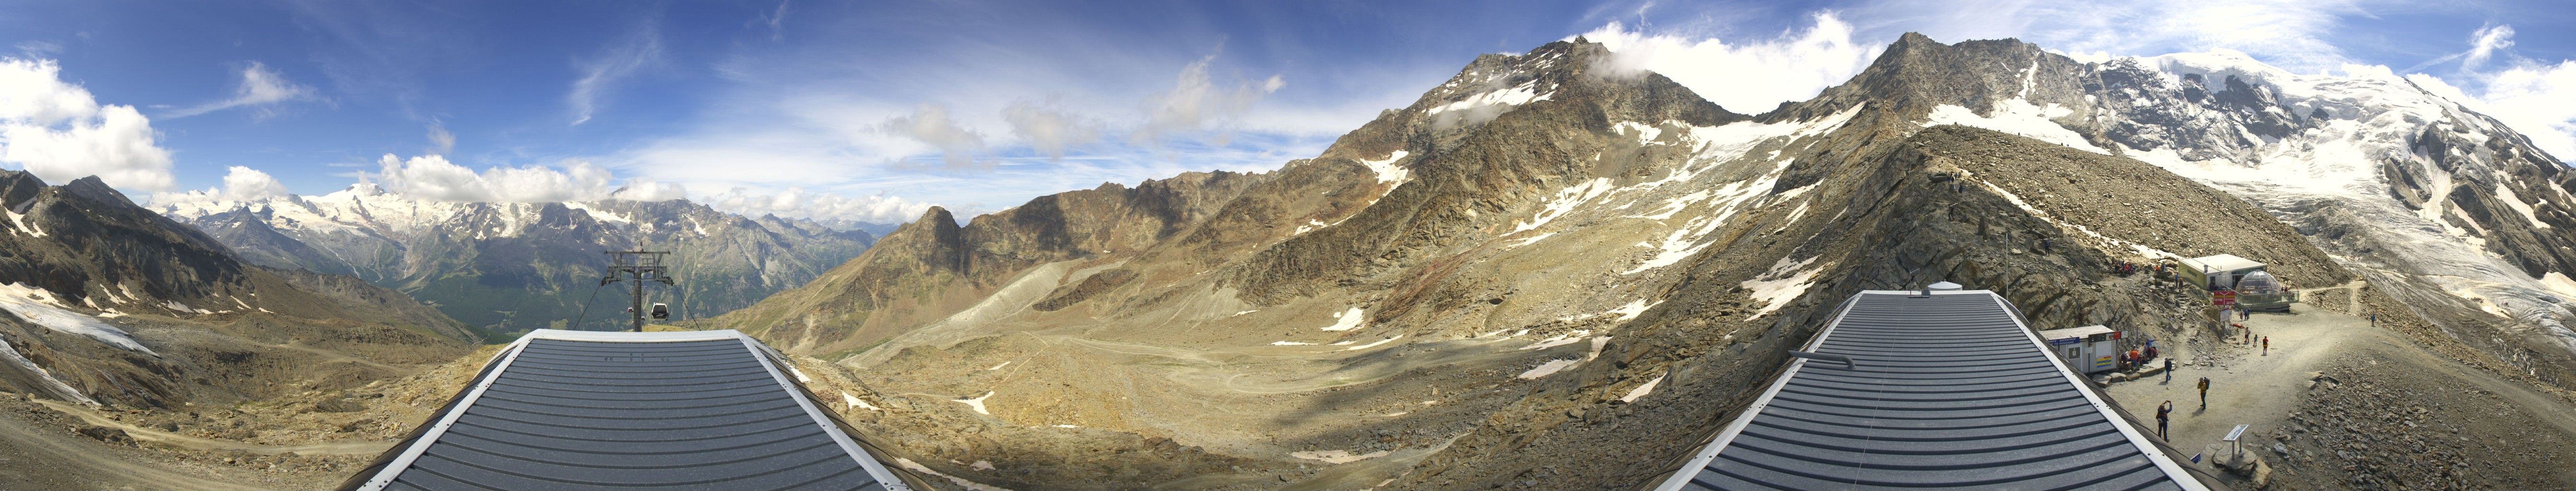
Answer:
(1742, 257, 1822, 320)
(0, 283, 154, 354)
(1, 206, 40, 237)
(953, 391, 994, 415)
(1517, 359, 1578, 379)
(1343, 335, 1402, 351)
(1322, 307, 1367, 331)
(1620, 375, 1665, 403)
(1923, 99, 2110, 154)
(1359, 151, 1412, 185)
(0, 340, 94, 405)
(1514, 178, 1614, 234)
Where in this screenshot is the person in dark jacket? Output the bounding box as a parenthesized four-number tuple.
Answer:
(2156, 401, 2174, 439)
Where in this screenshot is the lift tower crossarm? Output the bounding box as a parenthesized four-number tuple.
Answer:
(601, 251, 674, 332)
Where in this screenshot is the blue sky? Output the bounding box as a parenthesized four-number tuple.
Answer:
(1, 0, 2570, 223)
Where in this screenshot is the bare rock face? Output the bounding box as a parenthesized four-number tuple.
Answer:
(74, 425, 131, 445)
(0, 173, 249, 308)
(697, 171, 1262, 357)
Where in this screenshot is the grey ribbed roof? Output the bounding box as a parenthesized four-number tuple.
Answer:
(1656, 290, 2205, 491)
(346, 330, 909, 491)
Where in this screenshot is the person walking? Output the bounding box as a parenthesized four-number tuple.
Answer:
(2163, 357, 2174, 381)
(2156, 401, 2174, 439)
(2262, 336, 2270, 356)
(2196, 377, 2211, 410)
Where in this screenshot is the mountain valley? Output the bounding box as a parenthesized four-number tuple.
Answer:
(0, 26, 2573, 491)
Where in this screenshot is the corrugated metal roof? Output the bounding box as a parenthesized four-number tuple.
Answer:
(1655, 290, 2208, 491)
(345, 329, 911, 491)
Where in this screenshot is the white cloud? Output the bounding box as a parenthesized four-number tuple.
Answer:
(1002, 98, 1102, 160)
(164, 61, 318, 119)
(2399, 25, 2576, 164)
(0, 57, 174, 191)
(2464, 24, 2514, 70)
(610, 179, 689, 201)
(426, 121, 454, 154)
(708, 186, 927, 223)
(2426, 61, 2576, 163)
(371, 153, 689, 203)
(1132, 54, 1283, 146)
(12, 41, 59, 57)
(218, 165, 288, 201)
(0, 58, 103, 124)
(149, 166, 288, 206)
(753, 0, 792, 42)
(879, 103, 989, 169)
(568, 23, 661, 125)
(1582, 12, 1880, 114)
(1843, 0, 2389, 73)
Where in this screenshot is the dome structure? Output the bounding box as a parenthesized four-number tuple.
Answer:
(2235, 270, 2282, 296)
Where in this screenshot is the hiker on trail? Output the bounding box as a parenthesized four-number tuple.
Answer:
(2156, 401, 2174, 439)
(2163, 357, 2174, 381)
(2197, 377, 2211, 409)
(2263, 336, 2270, 356)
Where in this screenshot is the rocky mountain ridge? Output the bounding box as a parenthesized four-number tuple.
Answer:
(0, 170, 471, 410)
(155, 186, 880, 336)
(1865, 34, 2576, 380)
(691, 32, 2576, 490)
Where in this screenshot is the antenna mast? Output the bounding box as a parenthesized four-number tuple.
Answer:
(600, 251, 674, 332)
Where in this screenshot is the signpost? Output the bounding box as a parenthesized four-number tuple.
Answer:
(2223, 424, 2251, 461)
(2213, 290, 2237, 306)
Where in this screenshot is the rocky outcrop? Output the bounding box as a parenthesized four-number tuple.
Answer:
(698, 171, 1262, 356)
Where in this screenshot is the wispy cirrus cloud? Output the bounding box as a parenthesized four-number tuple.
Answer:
(567, 21, 662, 125)
(162, 61, 318, 119)
(751, 0, 792, 42)
(1132, 52, 1285, 147)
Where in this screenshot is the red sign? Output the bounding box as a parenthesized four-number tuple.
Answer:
(2213, 290, 2237, 306)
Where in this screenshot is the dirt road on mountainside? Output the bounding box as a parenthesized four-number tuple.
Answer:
(0, 395, 299, 491)
(35, 399, 393, 456)
(2107, 300, 2576, 489)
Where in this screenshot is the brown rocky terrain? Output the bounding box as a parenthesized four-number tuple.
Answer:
(0, 170, 481, 489)
(660, 33, 2576, 490)
(5, 30, 2571, 491)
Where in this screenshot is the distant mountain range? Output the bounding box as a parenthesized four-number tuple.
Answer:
(0, 171, 472, 408)
(155, 185, 884, 337)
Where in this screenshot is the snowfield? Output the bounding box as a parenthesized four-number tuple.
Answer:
(0, 283, 155, 354)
